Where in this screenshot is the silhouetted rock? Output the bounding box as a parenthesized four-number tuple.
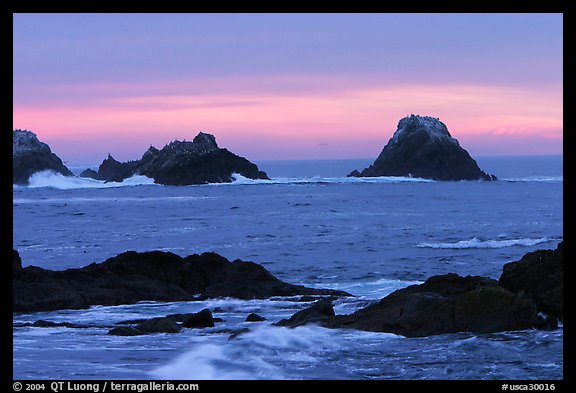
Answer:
(245, 313, 266, 322)
(13, 249, 22, 271)
(13, 129, 73, 185)
(275, 298, 335, 327)
(80, 132, 269, 185)
(108, 326, 144, 336)
(81, 154, 140, 182)
(348, 115, 497, 181)
(182, 309, 215, 328)
(324, 274, 548, 337)
(499, 242, 563, 321)
(13, 250, 350, 312)
(135, 317, 182, 334)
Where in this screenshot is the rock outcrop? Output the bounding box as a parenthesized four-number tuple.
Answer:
(324, 274, 548, 337)
(499, 241, 563, 321)
(349, 115, 497, 181)
(278, 242, 562, 337)
(13, 250, 350, 312)
(13, 129, 73, 185)
(81, 132, 269, 185)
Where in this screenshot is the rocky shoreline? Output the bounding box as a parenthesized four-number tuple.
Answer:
(13, 242, 562, 338)
(13, 250, 349, 313)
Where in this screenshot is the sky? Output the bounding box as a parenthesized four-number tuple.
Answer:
(13, 13, 563, 164)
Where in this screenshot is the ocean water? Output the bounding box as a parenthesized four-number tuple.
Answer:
(12, 156, 563, 380)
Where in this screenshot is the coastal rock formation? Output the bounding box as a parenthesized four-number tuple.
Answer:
(499, 241, 563, 321)
(324, 274, 548, 337)
(275, 298, 336, 328)
(81, 132, 269, 185)
(13, 250, 350, 312)
(348, 115, 497, 181)
(13, 129, 73, 185)
(278, 242, 562, 337)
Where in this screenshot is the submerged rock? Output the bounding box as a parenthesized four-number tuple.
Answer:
(13, 129, 73, 185)
(81, 132, 269, 185)
(13, 250, 350, 312)
(348, 115, 497, 181)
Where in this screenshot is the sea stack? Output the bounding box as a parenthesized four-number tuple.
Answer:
(13, 129, 73, 185)
(81, 132, 269, 185)
(349, 115, 497, 181)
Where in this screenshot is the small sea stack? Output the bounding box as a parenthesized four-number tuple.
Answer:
(349, 115, 497, 181)
(13, 129, 74, 185)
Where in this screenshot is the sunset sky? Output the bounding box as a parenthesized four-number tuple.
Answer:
(13, 13, 563, 164)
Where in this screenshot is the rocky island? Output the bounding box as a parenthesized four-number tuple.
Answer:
(81, 132, 269, 185)
(13, 129, 73, 185)
(349, 115, 497, 181)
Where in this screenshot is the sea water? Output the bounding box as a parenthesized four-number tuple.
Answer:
(12, 156, 563, 380)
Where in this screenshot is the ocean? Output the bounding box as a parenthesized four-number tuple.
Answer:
(12, 155, 563, 380)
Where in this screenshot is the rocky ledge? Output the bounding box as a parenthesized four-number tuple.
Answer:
(13, 250, 350, 313)
(80, 132, 269, 185)
(278, 242, 562, 337)
(349, 115, 497, 181)
(13, 129, 73, 185)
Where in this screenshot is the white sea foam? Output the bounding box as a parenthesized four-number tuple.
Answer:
(416, 236, 558, 249)
(149, 324, 401, 380)
(501, 176, 563, 183)
(16, 171, 157, 189)
(225, 173, 435, 185)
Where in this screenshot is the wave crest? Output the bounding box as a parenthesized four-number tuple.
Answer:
(416, 236, 559, 249)
(15, 171, 157, 189)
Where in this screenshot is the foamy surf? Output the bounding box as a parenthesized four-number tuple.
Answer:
(15, 171, 157, 189)
(416, 236, 558, 249)
(225, 173, 435, 186)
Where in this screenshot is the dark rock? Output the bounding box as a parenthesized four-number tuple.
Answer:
(108, 326, 144, 336)
(78, 168, 99, 179)
(12, 320, 95, 329)
(275, 298, 335, 328)
(13, 249, 22, 270)
(135, 317, 182, 334)
(499, 241, 563, 320)
(182, 309, 215, 328)
(81, 132, 269, 185)
(13, 250, 350, 312)
(13, 129, 74, 185)
(348, 115, 497, 181)
(324, 274, 548, 337)
(245, 313, 266, 322)
(80, 154, 140, 182)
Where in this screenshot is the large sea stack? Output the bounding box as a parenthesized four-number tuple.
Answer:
(13, 129, 73, 185)
(81, 132, 269, 185)
(349, 115, 497, 181)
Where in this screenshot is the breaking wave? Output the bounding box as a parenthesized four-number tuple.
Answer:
(226, 173, 435, 185)
(14, 171, 157, 189)
(416, 236, 559, 249)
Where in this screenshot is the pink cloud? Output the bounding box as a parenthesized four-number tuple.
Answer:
(13, 78, 563, 163)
